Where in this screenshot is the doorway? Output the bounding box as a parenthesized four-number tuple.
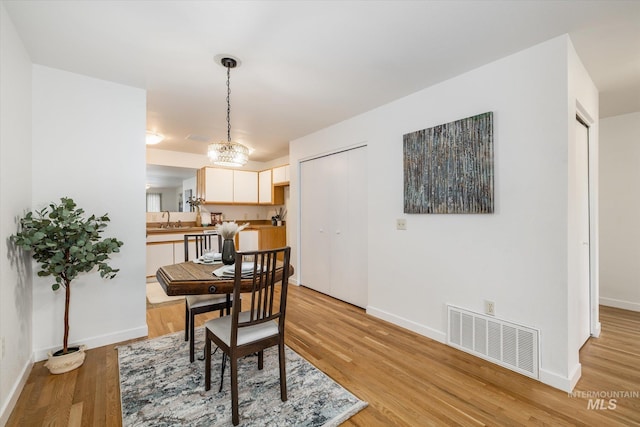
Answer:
(575, 117, 591, 346)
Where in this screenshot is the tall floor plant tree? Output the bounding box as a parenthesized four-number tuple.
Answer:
(12, 198, 124, 359)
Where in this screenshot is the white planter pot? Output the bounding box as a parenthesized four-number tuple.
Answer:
(44, 345, 86, 374)
(201, 212, 210, 226)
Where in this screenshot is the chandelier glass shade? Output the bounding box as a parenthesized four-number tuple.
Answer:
(208, 57, 249, 167)
(207, 141, 249, 167)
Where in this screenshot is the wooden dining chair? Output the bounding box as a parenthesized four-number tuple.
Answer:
(204, 246, 291, 426)
(183, 233, 233, 363)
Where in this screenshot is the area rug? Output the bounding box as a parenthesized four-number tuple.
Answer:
(117, 329, 367, 426)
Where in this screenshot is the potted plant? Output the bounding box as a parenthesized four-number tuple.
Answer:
(187, 196, 206, 226)
(271, 207, 287, 226)
(12, 197, 123, 374)
(215, 221, 250, 265)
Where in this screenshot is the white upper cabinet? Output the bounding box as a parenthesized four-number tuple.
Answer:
(233, 170, 258, 203)
(204, 167, 234, 203)
(258, 169, 273, 204)
(272, 164, 290, 184)
(199, 166, 283, 205)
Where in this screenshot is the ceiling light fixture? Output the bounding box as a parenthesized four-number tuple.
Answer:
(208, 57, 249, 167)
(146, 131, 164, 145)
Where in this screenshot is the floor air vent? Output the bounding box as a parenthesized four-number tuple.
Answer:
(447, 305, 539, 379)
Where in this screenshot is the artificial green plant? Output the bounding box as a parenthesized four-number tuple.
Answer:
(12, 197, 124, 355)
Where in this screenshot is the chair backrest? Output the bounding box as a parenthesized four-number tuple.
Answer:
(230, 247, 291, 344)
(183, 233, 222, 261)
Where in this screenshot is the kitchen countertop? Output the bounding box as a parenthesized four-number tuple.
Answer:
(146, 222, 285, 235)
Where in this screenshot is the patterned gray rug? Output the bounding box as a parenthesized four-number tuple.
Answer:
(117, 329, 367, 426)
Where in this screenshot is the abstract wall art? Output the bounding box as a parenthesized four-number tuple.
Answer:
(403, 112, 494, 214)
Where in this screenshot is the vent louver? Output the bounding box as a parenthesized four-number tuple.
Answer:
(447, 305, 539, 379)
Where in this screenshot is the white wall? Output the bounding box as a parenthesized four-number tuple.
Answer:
(566, 39, 600, 388)
(31, 65, 148, 360)
(0, 4, 34, 423)
(290, 35, 595, 392)
(599, 112, 640, 311)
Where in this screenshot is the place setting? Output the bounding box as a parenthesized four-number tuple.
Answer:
(193, 250, 222, 265)
(213, 262, 262, 278)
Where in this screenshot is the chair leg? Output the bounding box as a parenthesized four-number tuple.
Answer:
(258, 350, 263, 370)
(189, 310, 196, 363)
(279, 341, 287, 402)
(231, 356, 239, 426)
(184, 303, 189, 342)
(205, 334, 211, 391)
(219, 352, 227, 393)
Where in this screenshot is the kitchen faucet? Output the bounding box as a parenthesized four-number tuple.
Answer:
(162, 211, 170, 228)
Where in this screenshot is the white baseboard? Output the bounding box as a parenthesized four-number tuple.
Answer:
(33, 325, 148, 362)
(539, 363, 581, 393)
(368, 305, 586, 393)
(592, 321, 602, 338)
(366, 305, 447, 343)
(600, 297, 640, 312)
(0, 355, 33, 426)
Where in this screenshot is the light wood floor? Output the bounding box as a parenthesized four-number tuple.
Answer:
(7, 285, 640, 426)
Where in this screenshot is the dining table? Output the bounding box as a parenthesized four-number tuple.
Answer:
(156, 260, 294, 296)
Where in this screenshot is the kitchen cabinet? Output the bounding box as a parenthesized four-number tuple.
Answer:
(272, 164, 290, 184)
(258, 169, 272, 204)
(258, 169, 285, 205)
(300, 147, 367, 307)
(260, 226, 286, 249)
(198, 167, 261, 204)
(146, 232, 194, 278)
(237, 230, 259, 251)
(146, 233, 184, 277)
(146, 243, 174, 278)
(236, 226, 286, 253)
(202, 167, 234, 203)
(233, 170, 258, 203)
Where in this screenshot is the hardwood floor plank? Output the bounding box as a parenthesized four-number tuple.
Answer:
(6, 288, 640, 426)
(68, 402, 83, 427)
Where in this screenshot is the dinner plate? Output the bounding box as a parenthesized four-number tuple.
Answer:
(213, 262, 262, 278)
(221, 262, 260, 274)
(193, 258, 221, 265)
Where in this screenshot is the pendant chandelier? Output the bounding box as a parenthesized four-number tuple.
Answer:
(208, 57, 249, 167)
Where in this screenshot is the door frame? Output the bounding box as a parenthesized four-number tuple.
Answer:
(576, 104, 601, 340)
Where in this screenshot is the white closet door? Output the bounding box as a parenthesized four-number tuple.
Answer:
(328, 151, 350, 303)
(300, 155, 331, 294)
(344, 147, 368, 307)
(300, 146, 368, 308)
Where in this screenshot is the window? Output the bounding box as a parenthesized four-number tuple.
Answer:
(146, 193, 161, 212)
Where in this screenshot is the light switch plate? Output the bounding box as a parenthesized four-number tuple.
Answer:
(396, 218, 407, 230)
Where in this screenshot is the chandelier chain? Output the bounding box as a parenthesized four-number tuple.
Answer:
(226, 65, 231, 143)
(208, 56, 248, 167)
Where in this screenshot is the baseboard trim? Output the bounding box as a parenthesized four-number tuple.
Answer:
(539, 364, 581, 393)
(33, 325, 149, 362)
(0, 355, 33, 426)
(368, 305, 585, 393)
(366, 305, 447, 343)
(600, 297, 640, 312)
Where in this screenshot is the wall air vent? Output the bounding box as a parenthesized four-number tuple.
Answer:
(447, 305, 539, 379)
